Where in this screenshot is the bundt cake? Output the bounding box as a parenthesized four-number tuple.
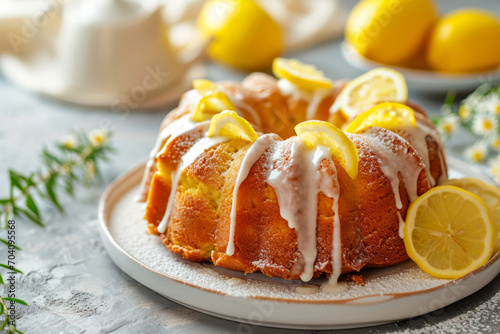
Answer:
(137, 66, 447, 286)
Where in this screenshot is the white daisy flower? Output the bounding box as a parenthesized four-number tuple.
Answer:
(472, 113, 498, 136)
(62, 136, 77, 149)
(491, 137, 500, 150)
(438, 114, 460, 135)
(492, 173, 500, 185)
(89, 129, 107, 147)
(489, 155, 500, 175)
(475, 94, 500, 115)
(86, 161, 96, 179)
(465, 142, 488, 163)
(458, 104, 471, 120)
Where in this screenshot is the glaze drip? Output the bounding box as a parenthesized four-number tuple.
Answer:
(318, 159, 342, 286)
(397, 211, 405, 239)
(361, 128, 424, 210)
(227, 134, 280, 256)
(156, 134, 228, 234)
(267, 139, 341, 283)
(136, 113, 200, 202)
(267, 138, 318, 282)
(402, 117, 448, 187)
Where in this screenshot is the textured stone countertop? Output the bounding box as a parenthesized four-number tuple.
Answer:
(2, 0, 500, 333)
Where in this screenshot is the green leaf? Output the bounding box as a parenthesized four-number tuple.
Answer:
(42, 147, 62, 165)
(0, 272, 4, 284)
(64, 178, 74, 195)
(15, 328, 25, 334)
(25, 195, 40, 219)
(16, 208, 43, 227)
(0, 199, 11, 205)
(17, 174, 35, 188)
(0, 239, 21, 251)
(45, 174, 63, 212)
(0, 264, 23, 274)
(9, 171, 24, 194)
(3, 298, 27, 306)
(443, 91, 456, 107)
(0, 301, 4, 315)
(3, 211, 12, 230)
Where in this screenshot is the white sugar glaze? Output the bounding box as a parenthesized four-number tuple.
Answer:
(267, 139, 341, 283)
(402, 118, 448, 187)
(156, 134, 228, 234)
(227, 134, 280, 256)
(360, 129, 424, 210)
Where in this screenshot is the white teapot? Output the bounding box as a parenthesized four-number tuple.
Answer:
(0, 0, 207, 109)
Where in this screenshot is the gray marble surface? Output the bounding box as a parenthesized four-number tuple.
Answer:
(2, 0, 500, 333)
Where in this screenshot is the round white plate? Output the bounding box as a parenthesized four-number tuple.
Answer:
(98, 157, 500, 330)
(340, 42, 500, 93)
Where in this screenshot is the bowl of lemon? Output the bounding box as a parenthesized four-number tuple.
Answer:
(342, 0, 500, 92)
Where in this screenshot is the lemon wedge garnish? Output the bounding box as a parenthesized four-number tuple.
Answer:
(334, 67, 408, 122)
(208, 110, 258, 142)
(272, 58, 334, 91)
(294, 121, 358, 179)
(442, 178, 500, 253)
(190, 80, 235, 122)
(404, 185, 495, 279)
(345, 102, 416, 133)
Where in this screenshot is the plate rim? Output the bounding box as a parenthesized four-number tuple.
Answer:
(98, 157, 500, 306)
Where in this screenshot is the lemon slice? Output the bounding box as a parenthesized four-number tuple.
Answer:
(272, 58, 334, 91)
(442, 178, 500, 253)
(191, 92, 235, 122)
(334, 67, 408, 121)
(295, 121, 359, 179)
(404, 185, 495, 279)
(345, 102, 417, 133)
(208, 110, 258, 142)
(193, 79, 217, 94)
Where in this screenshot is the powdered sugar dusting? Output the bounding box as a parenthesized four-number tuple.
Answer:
(109, 184, 452, 302)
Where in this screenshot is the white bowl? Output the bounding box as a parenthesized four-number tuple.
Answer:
(341, 42, 500, 93)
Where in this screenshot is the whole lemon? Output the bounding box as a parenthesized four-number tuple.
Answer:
(427, 9, 500, 73)
(198, 0, 282, 71)
(346, 0, 438, 65)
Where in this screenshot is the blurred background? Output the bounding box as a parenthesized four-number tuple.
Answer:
(1, 0, 499, 168)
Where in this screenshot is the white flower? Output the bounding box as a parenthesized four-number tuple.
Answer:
(458, 104, 471, 120)
(472, 113, 498, 136)
(492, 173, 500, 185)
(62, 136, 77, 149)
(438, 114, 460, 135)
(489, 155, 500, 175)
(86, 161, 96, 179)
(465, 142, 488, 163)
(89, 129, 107, 147)
(475, 94, 500, 115)
(491, 137, 500, 151)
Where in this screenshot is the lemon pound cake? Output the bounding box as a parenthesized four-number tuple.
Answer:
(137, 60, 447, 286)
